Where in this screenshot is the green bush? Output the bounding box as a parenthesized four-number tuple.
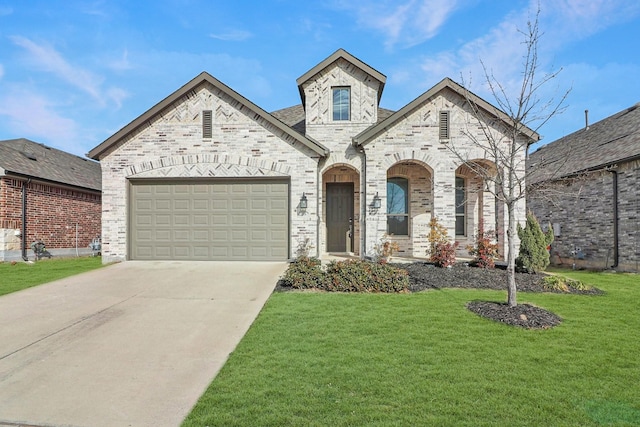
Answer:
(542, 275, 592, 292)
(517, 211, 554, 273)
(325, 259, 409, 293)
(280, 258, 409, 293)
(280, 256, 326, 289)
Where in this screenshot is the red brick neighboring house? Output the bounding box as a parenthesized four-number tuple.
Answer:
(0, 138, 101, 261)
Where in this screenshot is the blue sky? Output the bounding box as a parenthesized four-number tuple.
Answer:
(1, 0, 639, 157)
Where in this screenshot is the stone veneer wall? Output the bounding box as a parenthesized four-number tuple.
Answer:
(528, 159, 640, 272)
(0, 176, 101, 261)
(363, 89, 525, 259)
(98, 82, 322, 263)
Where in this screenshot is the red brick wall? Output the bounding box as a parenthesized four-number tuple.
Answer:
(0, 177, 101, 249)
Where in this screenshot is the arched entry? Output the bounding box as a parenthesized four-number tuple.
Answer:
(322, 164, 360, 254)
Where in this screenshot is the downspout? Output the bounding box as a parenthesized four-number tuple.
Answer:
(357, 143, 367, 259)
(21, 179, 31, 261)
(609, 169, 619, 269)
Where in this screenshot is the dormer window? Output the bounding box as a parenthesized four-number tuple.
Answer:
(332, 87, 350, 121)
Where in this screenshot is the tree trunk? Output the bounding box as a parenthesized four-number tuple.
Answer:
(506, 201, 517, 307)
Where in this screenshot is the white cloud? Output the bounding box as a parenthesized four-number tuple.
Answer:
(209, 29, 252, 41)
(0, 88, 78, 147)
(334, 0, 459, 49)
(11, 36, 103, 100)
(106, 86, 130, 109)
(10, 36, 128, 109)
(108, 49, 133, 71)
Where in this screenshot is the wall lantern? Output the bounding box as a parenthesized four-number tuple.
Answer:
(300, 193, 308, 210)
(372, 192, 381, 209)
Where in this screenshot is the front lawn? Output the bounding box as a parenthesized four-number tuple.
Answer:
(0, 256, 104, 296)
(183, 269, 640, 427)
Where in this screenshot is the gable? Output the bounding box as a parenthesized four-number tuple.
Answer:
(89, 72, 328, 161)
(353, 78, 539, 147)
(296, 48, 386, 106)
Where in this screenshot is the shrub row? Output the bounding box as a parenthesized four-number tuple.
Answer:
(280, 257, 409, 293)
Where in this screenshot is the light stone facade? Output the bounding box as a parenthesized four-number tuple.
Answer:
(91, 49, 531, 263)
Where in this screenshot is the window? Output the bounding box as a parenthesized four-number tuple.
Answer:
(202, 110, 212, 138)
(455, 176, 465, 236)
(387, 177, 409, 235)
(332, 87, 350, 121)
(439, 110, 450, 139)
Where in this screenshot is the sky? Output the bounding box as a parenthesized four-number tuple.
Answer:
(1, 0, 639, 157)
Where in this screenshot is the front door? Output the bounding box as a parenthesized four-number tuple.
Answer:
(326, 183, 354, 252)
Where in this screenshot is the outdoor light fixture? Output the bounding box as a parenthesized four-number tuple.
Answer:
(300, 193, 308, 210)
(372, 192, 381, 209)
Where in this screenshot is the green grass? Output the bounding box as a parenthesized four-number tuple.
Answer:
(0, 256, 104, 296)
(183, 269, 640, 427)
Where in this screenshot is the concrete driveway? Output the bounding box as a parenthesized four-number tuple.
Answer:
(0, 261, 286, 427)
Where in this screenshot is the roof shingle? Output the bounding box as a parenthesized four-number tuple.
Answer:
(0, 138, 101, 191)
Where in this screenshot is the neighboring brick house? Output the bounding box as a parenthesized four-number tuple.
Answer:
(89, 49, 536, 263)
(528, 104, 640, 272)
(0, 138, 102, 261)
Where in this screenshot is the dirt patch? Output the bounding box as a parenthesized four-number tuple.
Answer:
(467, 301, 562, 329)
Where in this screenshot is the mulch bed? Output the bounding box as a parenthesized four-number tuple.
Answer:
(392, 262, 602, 329)
(276, 261, 603, 330)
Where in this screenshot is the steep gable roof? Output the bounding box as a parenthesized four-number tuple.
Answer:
(529, 103, 640, 182)
(296, 48, 387, 107)
(88, 72, 329, 160)
(0, 138, 101, 191)
(352, 77, 540, 146)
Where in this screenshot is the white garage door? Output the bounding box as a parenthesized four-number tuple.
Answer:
(129, 179, 289, 261)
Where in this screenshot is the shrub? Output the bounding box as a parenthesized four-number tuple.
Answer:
(280, 256, 325, 289)
(467, 220, 498, 268)
(542, 275, 592, 292)
(517, 211, 554, 273)
(427, 217, 458, 267)
(280, 258, 409, 293)
(325, 259, 409, 293)
(373, 234, 400, 264)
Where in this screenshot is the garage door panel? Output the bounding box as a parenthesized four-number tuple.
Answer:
(130, 179, 289, 260)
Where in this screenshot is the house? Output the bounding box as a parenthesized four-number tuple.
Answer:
(89, 49, 535, 263)
(528, 104, 640, 272)
(0, 138, 102, 261)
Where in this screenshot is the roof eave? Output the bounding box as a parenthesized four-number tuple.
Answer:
(354, 77, 540, 146)
(89, 72, 328, 160)
(296, 48, 387, 109)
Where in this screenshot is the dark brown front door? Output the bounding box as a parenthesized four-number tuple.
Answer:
(326, 183, 354, 252)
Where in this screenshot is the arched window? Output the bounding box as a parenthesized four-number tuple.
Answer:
(387, 177, 409, 235)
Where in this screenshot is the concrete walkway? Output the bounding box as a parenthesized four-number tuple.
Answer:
(0, 261, 286, 427)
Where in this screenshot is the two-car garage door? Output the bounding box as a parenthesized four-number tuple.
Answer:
(129, 179, 289, 261)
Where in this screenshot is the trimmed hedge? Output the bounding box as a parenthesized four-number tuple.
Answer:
(281, 257, 409, 293)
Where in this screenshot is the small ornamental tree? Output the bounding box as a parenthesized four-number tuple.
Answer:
(516, 210, 554, 273)
(467, 219, 499, 268)
(427, 217, 458, 268)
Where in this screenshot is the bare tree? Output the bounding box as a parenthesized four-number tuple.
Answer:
(450, 7, 569, 307)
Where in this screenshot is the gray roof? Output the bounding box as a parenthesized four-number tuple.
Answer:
(0, 138, 101, 191)
(271, 105, 396, 135)
(529, 102, 640, 182)
(89, 72, 329, 160)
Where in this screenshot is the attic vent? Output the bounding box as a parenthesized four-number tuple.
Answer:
(202, 110, 213, 138)
(21, 151, 37, 161)
(439, 110, 450, 140)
